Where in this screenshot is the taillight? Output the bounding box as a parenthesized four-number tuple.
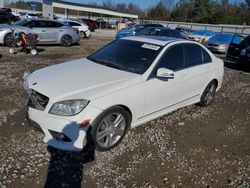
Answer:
(75, 28, 79, 34)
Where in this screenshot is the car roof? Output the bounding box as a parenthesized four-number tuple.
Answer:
(25, 18, 62, 23)
(146, 27, 178, 31)
(122, 36, 186, 46)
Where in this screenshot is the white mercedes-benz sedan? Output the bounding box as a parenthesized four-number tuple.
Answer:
(23, 36, 224, 152)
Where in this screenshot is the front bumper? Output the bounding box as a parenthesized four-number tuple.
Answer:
(23, 72, 103, 151)
(85, 30, 91, 37)
(26, 104, 102, 151)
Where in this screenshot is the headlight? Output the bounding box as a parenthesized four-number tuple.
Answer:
(240, 49, 246, 56)
(49, 99, 89, 116)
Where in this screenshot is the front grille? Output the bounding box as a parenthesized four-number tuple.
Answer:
(27, 90, 49, 111)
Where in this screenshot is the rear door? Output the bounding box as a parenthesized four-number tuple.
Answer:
(183, 43, 213, 96)
(31, 20, 62, 43)
(227, 34, 245, 59)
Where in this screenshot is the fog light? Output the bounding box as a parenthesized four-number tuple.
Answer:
(49, 130, 71, 142)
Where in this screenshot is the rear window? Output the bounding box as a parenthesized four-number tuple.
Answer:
(243, 36, 250, 45)
(202, 48, 212, 63)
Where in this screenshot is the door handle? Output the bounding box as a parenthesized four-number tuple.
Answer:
(42, 30, 46, 32)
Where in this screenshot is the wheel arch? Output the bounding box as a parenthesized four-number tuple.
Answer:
(117, 104, 132, 123)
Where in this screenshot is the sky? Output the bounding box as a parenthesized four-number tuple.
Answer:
(9, 0, 245, 9)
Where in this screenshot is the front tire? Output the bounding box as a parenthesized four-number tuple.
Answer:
(4, 33, 13, 47)
(199, 80, 217, 107)
(61, 35, 73, 47)
(91, 106, 131, 152)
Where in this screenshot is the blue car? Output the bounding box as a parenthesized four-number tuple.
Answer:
(136, 27, 185, 39)
(116, 24, 163, 39)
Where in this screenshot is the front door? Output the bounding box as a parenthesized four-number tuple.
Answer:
(144, 44, 191, 117)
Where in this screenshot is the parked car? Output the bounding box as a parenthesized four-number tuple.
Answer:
(115, 24, 164, 39)
(95, 18, 107, 29)
(136, 27, 185, 39)
(0, 8, 20, 24)
(175, 26, 192, 38)
(0, 19, 80, 47)
(188, 30, 215, 43)
(226, 35, 249, 61)
(204, 33, 235, 54)
(239, 46, 250, 68)
(60, 19, 91, 39)
(23, 36, 224, 152)
(79, 18, 98, 32)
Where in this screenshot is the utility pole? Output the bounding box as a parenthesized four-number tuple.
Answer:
(145, 0, 150, 18)
(0, 0, 5, 8)
(42, 0, 53, 19)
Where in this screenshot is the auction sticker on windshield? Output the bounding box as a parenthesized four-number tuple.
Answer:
(142, 44, 160, 51)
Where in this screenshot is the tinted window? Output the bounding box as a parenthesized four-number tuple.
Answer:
(185, 44, 203, 66)
(36, 21, 63, 28)
(69, 22, 81, 26)
(14, 19, 30, 26)
(49, 21, 64, 28)
(243, 36, 250, 46)
(161, 30, 183, 38)
(202, 48, 212, 63)
(88, 40, 162, 74)
(157, 45, 185, 71)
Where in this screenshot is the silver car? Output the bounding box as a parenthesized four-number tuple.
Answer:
(0, 19, 80, 47)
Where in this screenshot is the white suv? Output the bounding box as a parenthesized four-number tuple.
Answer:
(23, 36, 224, 152)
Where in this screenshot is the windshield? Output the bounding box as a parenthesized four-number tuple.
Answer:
(210, 34, 233, 43)
(87, 40, 162, 74)
(14, 19, 29, 26)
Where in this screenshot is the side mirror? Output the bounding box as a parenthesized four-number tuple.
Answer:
(156, 68, 174, 79)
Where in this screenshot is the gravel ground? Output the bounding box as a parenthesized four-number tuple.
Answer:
(0, 37, 249, 188)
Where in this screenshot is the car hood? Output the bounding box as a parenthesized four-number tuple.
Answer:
(27, 58, 142, 102)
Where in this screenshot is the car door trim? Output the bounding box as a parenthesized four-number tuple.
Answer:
(138, 94, 200, 120)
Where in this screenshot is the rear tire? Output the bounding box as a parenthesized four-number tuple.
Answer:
(61, 35, 72, 47)
(4, 33, 13, 47)
(198, 80, 217, 107)
(90, 106, 131, 152)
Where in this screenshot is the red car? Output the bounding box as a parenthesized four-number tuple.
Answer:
(79, 19, 98, 32)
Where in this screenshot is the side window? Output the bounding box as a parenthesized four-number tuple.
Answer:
(157, 45, 185, 71)
(232, 35, 243, 44)
(36, 21, 47, 28)
(185, 44, 203, 67)
(24, 21, 35, 27)
(243, 36, 250, 46)
(202, 48, 212, 63)
(69, 22, 81, 26)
